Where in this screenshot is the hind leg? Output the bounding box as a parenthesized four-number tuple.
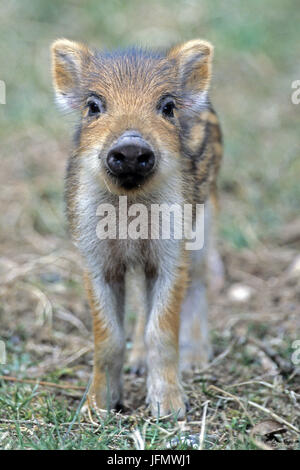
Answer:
(207, 195, 225, 294)
(179, 204, 213, 372)
(179, 271, 212, 372)
(126, 266, 147, 375)
(128, 308, 147, 375)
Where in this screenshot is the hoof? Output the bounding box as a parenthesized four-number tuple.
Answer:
(114, 402, 125, 413)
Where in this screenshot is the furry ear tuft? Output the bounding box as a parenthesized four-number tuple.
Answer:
(51, 38, 91, 110)
(168, 39, 214, 95)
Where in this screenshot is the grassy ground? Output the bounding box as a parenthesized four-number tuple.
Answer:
(0, 0, 299, 450)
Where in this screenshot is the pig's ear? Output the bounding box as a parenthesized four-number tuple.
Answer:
(168, 39, 213, 98)
(51, 38, 91, 111)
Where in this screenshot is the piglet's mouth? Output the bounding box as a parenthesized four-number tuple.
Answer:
(105, 168, 153, 190)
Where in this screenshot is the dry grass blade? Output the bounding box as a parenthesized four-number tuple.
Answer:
(0, 375, 86, 391)
(199, 400, 209, 450)
(247, 337, 293, 374)
(248, 401, 300, 434)
(131, 428, 145, 450)
(208, 385, 254, 425)
(193, 339, 238, 376)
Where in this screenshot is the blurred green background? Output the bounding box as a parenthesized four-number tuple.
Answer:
(0, 0, 299, 246)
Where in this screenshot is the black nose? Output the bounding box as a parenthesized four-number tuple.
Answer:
(107, 134, 155, 177)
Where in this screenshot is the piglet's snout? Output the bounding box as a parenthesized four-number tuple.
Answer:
(107, 132, 155, 177)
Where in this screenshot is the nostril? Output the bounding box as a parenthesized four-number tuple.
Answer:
(137, 152, 155, 172)
(107, 151, 126, 174)
(137, 154, 150, 165)
(112, 152, 125, 164)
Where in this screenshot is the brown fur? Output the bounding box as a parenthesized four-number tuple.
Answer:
(51, 38, 223, 418)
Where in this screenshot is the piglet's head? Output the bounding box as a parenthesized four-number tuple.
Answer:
(51, 38, 213, 193)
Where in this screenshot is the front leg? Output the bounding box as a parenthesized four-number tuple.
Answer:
(145, 255, 188, 418)
(84, 272, 125, 411)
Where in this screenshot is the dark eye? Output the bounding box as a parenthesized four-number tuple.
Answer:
(161, 99, 176, 118)
(88, 101, 100, 114)
(86, 96, 105, 116)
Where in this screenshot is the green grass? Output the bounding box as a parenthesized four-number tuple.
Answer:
(1, 379, 297, 450)
(1, 331, 299, 450)
(0, 382, 204, 450)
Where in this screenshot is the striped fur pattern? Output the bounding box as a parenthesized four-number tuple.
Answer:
(51, 38, 223, 418)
